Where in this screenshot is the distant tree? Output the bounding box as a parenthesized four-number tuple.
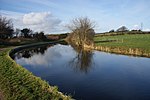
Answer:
(116, 26, 129, 32)
(21, 28, 32, 38)
(38, 31, 46, 40)
(0, 15, 14, 39)
(131, 29, 141, 32)
(33, 31, 46, 40)
(109, 29, 115, 33)
(67, 17, 95, 46)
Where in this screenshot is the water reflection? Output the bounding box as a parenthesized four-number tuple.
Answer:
(14, 41, 68, 60)
(14, 45, 52, 59)
(13, 43, 150, 100)
(69, 42, 93, 73)
(14, 43, 94, 73)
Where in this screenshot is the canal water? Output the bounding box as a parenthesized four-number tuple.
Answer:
(13, 44, 150, 100)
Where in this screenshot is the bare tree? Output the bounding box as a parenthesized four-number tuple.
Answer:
(67, 17, 95, 46)
(0, 15, 14, 39)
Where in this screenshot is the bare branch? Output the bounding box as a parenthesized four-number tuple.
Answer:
(67, 17, 95, 46)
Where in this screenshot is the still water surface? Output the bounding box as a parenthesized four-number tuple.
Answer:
(14, 44, 150, 100)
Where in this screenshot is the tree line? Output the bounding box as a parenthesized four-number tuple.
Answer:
(14, 28, 46, 40)
(0, 15, 46, 40)
(109, 26, 142, 33)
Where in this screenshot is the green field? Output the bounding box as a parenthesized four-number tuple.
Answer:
(94, 34, 150, 53)
(0, 33, 150, 99)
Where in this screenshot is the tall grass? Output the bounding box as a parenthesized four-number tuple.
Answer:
(0, 49, 71, 100)
(93, 34, 150, 57)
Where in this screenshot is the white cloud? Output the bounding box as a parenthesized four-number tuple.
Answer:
(0, 10, 62, 34)
(23, 12, 61, 33)
(23, 12, 50, 25)
(0, 10, 24, 28)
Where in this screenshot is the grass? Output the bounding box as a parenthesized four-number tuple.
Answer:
(0, 33, 149, 99)
(0, 47, 71, 100)
(94, 34, 150, 53)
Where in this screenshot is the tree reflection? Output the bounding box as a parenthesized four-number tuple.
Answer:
(69, 42, 93, 73)
(14, 45, 51, 59)
(13, 41, 93, 73)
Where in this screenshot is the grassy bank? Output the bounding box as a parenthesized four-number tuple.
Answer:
(0, 46, 71, 100)
(93, 34, 150, 57)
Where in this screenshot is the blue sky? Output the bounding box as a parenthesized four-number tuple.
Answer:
(0, 0, 150, 33)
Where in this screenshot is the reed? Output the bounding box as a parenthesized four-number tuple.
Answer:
(93, 34, 150, 57)
(84, 45, 150, 57)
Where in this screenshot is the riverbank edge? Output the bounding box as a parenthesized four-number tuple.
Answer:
(84, 45, 150, 58)
(0, 41, 72, 100)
